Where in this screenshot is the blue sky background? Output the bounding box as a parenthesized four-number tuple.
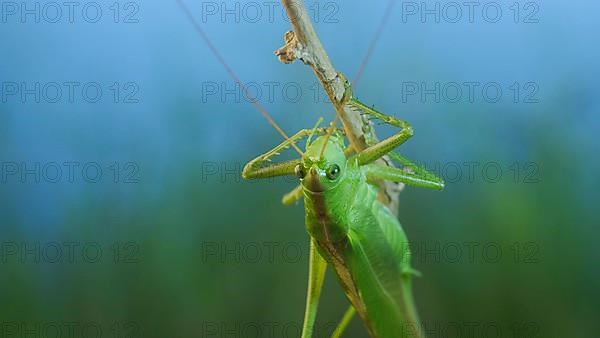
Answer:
(1, 0, 599, 336)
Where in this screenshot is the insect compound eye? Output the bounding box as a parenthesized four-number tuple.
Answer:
(295, 164, 306, 179)
(326, 164, 341, 181)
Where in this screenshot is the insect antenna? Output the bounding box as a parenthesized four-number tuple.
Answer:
(318, 115, 340, 159)
(175, 0, 303, 156)
(306, 117, 324, 149)
(257, 105, 304, 156)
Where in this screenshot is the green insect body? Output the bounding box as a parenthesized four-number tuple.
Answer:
(243, 89, 444, 338)
(302, 135, 421, 337)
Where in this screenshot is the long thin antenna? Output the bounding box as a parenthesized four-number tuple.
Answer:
(306, 117, 323, 149)
(176, 0, 303, 156)
(353, 0, 395, 87)
(318, 115, 339, 159)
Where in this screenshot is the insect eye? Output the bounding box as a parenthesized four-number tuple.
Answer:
(295, 164, 306, 179)
(326, 164, 341, 180)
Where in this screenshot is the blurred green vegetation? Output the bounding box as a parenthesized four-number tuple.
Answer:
(1, 100, 598, 337)
(1, 0, 599, 337)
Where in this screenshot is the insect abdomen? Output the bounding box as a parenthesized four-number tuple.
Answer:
(324, 182, 421, 337)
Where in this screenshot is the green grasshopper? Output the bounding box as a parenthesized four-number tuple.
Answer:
(242, 76, 444, 338)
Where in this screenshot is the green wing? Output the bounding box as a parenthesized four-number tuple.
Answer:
(343, 185, 423, 338)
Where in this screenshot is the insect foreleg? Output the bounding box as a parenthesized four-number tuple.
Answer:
(388, 152, 444, 190)
(282, 185, 303, 205)
(343, 145, 356, 157)
(348, 99, 414, 165)
(389, 152, 432, 175)
(243, 128, 326, 180)
(301, 239, 327, 338)
(364, 163, 444, 190)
